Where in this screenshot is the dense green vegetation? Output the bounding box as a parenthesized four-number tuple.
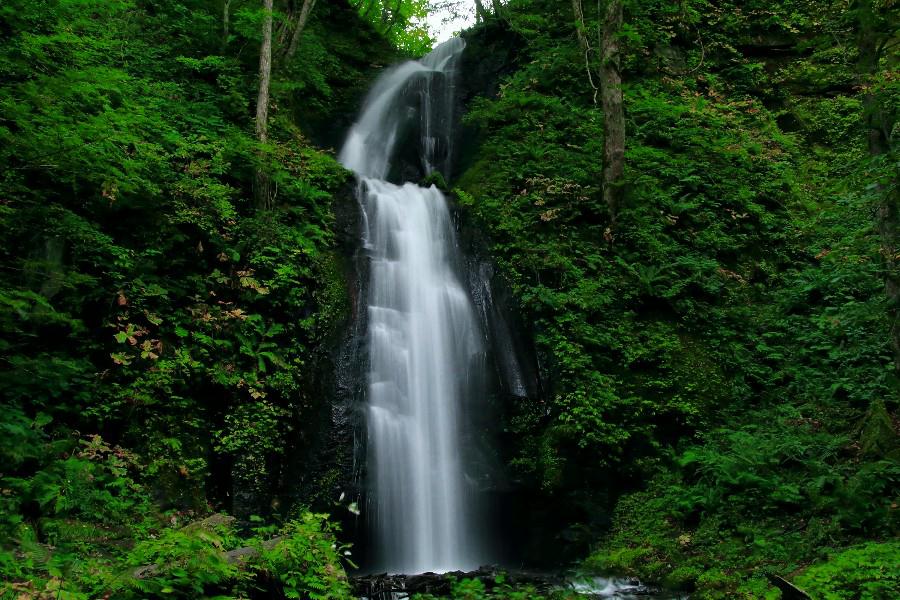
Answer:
(455, 0, 898, 597)
(0, 0, 396, 596)
(1, 0, 897, 598)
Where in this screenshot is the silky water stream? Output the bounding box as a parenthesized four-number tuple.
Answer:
(339, 38, 486, 575)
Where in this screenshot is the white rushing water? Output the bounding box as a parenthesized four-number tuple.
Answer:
(339, 38, 487, 574)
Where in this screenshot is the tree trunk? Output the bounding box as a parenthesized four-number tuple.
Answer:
(474, 0, 489, 22)
(600, 0, 624, 232)
(491, 0, 503, 16)
(572, 0, 598, 103)
(222, 0, 231, 49)
(255, 0, 274, 210)
(858, 0, 899, 373)
(766, 575, 812, 600)
(285, 0, 317, 61)
(572, 0, 588, 52)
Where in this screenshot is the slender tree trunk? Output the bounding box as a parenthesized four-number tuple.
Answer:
(600, 0, 624, 232)
(572, 0, 598, 103)
(474, 0, 489, 22)
(255, 0, 274, 210)
(222, 0, 232, 49)
(572, 0, 588, 52)
(285, 0, 317, 61)
(491, 0, 503, 16)
(857, 0, 899, 372)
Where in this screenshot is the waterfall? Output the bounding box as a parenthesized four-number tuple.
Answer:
(339, 39, 489, 574)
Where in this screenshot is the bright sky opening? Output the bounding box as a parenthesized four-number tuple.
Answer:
(427, 3, 476, 43)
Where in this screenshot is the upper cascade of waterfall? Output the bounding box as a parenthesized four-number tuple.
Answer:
(339, 37, 465, 179)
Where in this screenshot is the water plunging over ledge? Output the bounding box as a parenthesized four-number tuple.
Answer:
(339, 38, 490, 574)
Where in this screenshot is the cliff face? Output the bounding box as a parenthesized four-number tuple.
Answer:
(317, 25, 547, 566)
(288, 1, 898, 578)
(453, 20, 526, 182)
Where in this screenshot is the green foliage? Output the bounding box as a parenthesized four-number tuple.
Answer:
(795, 541, 900, 600)
(412, 573, 577, 600)
(459, 0, 804, 497)
(584, 406, 898, 593)
(461, 0, 899, 585)
(126, 520, 243, 597)
(254, 513, 353, 599)
(0, 0, 389, 596)
(352, 0, 433, 54)
(1, 0, 897, 593)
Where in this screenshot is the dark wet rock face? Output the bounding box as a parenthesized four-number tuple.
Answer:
(310, 178, 370, 540)
(371, 20, 524, 186)
(299, 22, 543, 569)
(450, 20, 524, 184)
(350, 568, 672, 600)
(276, 178, 369, 535)
(351, 569, 565, 599)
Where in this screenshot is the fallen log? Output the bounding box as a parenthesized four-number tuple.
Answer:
(767, 574, 812, 600)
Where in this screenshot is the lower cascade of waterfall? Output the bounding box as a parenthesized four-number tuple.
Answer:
(360, 179, 484, 574)
(339, 38, 491, 574)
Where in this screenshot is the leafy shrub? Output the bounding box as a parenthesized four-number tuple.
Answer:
(795, 542, 900, 600)
(413, 573, 576, 600)
(254, 513, 353, 600)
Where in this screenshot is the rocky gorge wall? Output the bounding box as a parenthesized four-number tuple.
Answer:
(298, 21, 555, 568)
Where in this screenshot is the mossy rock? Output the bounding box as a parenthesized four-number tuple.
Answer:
(661, 564, 702, 590)
(858, 399, 899, 460)
(693, 569, 743, 600)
